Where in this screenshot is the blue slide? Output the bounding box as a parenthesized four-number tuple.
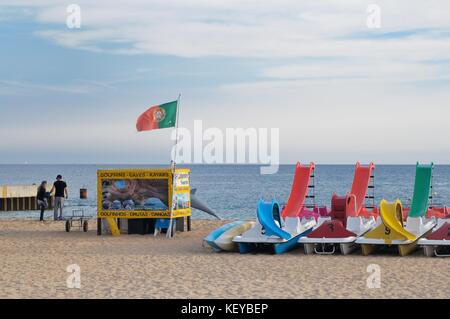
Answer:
(257, 200, 291, 240)
(236, 199, 307, 254)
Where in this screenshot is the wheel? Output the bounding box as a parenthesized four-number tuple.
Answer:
(65, 220, 71, 232)
(83, 220, 89, 232)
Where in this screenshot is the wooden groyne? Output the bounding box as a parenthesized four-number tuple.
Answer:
(0, 185, 53, 211)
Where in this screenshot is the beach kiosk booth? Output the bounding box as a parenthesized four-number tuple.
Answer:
(97, 168, 191, 236)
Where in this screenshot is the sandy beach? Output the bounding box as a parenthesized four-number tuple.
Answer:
(0, 219, 448, 299)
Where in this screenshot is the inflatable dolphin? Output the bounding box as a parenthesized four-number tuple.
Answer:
(190, 188, 221, 220)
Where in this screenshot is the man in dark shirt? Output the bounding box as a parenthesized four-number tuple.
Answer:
(50, 175, 68, 220)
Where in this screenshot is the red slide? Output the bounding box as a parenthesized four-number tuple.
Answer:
(348, 161, 376, 217)
(282, 162, 315, 219)
(307, 162, 376, 239)
(330, 162, 375, 223)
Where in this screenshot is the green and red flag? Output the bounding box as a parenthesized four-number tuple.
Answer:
(136, 100, 178, 132)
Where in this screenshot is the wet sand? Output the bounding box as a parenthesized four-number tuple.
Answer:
(0, 219, 448, 299)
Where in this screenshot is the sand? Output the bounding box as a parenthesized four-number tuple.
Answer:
(0, 219, 448, 299)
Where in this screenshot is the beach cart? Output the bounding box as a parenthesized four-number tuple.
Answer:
(65, 209, 90, 232)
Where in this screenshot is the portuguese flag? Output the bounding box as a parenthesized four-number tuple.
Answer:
(136, 100, 178, 132)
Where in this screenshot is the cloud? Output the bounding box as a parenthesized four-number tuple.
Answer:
(2, 0, 450, 163)
(213, 75, 450, 163)
(261, 59, 450, 82)
(4, 1, 450, 85)
(0, 80, 98, 95)
(2, 0, 449, 59)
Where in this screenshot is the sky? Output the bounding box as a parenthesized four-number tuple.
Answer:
(0, 0, 450, 164)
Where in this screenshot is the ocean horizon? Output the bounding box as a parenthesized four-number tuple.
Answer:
(1, 164, 449, 220)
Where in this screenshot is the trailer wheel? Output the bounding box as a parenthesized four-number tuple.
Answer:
(65, 220, 71, 232)
(83, 220, 89, 232)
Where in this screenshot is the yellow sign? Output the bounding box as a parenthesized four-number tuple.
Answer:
(97, 168, 191, 219)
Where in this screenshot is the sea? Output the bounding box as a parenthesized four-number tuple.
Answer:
(1, 164, 450, 220)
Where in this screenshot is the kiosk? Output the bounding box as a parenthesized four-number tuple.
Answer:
(97, 168, 191, 236)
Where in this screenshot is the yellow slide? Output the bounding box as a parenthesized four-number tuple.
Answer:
(365, 199, 416, 244)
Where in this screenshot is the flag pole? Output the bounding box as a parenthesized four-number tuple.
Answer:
(167, 93, 181, 238)
(173, 93, 181, 165)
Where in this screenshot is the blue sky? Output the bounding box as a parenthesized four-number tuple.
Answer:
(1, 1, 450, 164)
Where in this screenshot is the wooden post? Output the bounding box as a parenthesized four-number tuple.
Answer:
(97, 218, 102, 235)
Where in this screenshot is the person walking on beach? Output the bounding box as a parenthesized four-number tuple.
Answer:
(50, 175, 68, 220)
(36, 181, 49, 222)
